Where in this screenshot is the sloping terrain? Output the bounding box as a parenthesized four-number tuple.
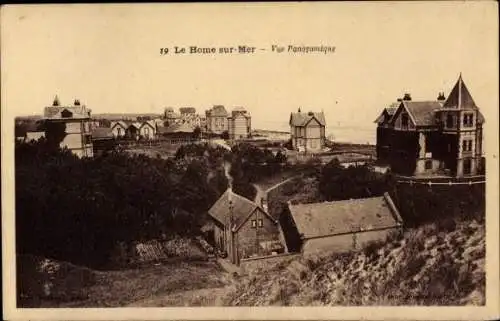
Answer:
(18, 255, 229, 308)
(223, 219, 485, 306)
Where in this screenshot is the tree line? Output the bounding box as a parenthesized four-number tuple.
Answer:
(15, 139, 228, 269)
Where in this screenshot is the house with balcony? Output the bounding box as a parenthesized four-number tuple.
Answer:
(43, 96, 93, 158)
(374, 74, 485, 177)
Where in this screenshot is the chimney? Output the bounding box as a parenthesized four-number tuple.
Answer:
(74, 99, 81, 106)
(437, 92, 446, 102)
(403, 93, 412, 101)
(298, 107, 301, 113)
(52, 95, 60, 106)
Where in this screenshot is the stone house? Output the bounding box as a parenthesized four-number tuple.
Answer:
(43, 96, 93, 158)
(374, 74, 485, 177)
(207, 188, 285, 265)
(289, 109, 326, 153)
(228, 107, 251, 140)
(283, 193, 403, 255)
(205, 105, 229, 135)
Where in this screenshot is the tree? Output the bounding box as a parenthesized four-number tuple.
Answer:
(193, 126, 202, 139)
(41, 121, 67, 150)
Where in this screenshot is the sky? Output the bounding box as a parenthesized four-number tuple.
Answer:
(1, 2, 498, 143)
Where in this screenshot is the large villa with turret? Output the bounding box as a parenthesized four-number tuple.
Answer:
(374, 74, 485, 178)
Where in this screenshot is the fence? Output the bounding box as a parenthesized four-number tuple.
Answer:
(239, 252, 301, 273)
(396, 180, 485, 186)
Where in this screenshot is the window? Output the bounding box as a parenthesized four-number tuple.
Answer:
(258, 219, 263, 227)
(84, 134, 92, 145)
(401, 114, 409, 129)
(251, 220, 257, 228)
(446, 114, 454, 128)
(463, 113, 474, 127)
(425, 160, 432, 170)
(462, 139, 473, 152)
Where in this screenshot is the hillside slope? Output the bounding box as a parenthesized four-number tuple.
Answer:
(223, 219, 485, 306)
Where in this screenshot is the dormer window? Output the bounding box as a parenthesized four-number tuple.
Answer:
(61, 109, 73, 118)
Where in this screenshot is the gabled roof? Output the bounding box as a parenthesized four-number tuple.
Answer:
(374, 104, 399, 124)
(288, 193, 402, 239)
(289, 111, 326, 127)
(443, 74, 477, 110)
(140, 120, 156, 129)
(110, 121, 127, 130)
(401, 101, 442, 127)
(208, 188, 277, 232)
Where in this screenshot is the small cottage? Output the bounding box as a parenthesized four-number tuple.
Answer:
(284, 193, 403, 254)
(207, 188, 285, 265)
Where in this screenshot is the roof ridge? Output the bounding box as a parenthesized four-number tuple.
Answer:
(289, 195, 386, 207)
(229, 188, 259, 208)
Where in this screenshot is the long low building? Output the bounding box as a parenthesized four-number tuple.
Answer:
(284, 192, 403, 254)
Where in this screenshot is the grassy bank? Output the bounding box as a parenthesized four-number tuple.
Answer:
(222, 218, 485, 306)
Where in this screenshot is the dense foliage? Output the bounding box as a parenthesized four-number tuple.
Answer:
(15, 140, 228, 268)
(228, 143, 289, 200)
(318, 159, 389, 201)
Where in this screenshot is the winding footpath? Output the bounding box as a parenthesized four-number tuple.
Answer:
(253, 174, 303, 209)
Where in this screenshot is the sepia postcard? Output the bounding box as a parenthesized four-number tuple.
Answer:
(2, 2, 499, 320)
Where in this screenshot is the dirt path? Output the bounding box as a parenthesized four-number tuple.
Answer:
(264, 175, 302, 194)
(253, 183, 265, 205)
(252, 174, 303, 214)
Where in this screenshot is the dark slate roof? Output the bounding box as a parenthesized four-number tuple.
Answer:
(180, 107, 196, 114)
(443, 74, 478, 110)
(208, 188, 277, 231)
(91, 127, 114, 139)
(402, 101, 442, 127)
(44, 106, 91, 119)
(160, 123, 194, 134)
(289, 111, 326, 127)
(374, 104, 399, 124)
(288, 193, 402, 239)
